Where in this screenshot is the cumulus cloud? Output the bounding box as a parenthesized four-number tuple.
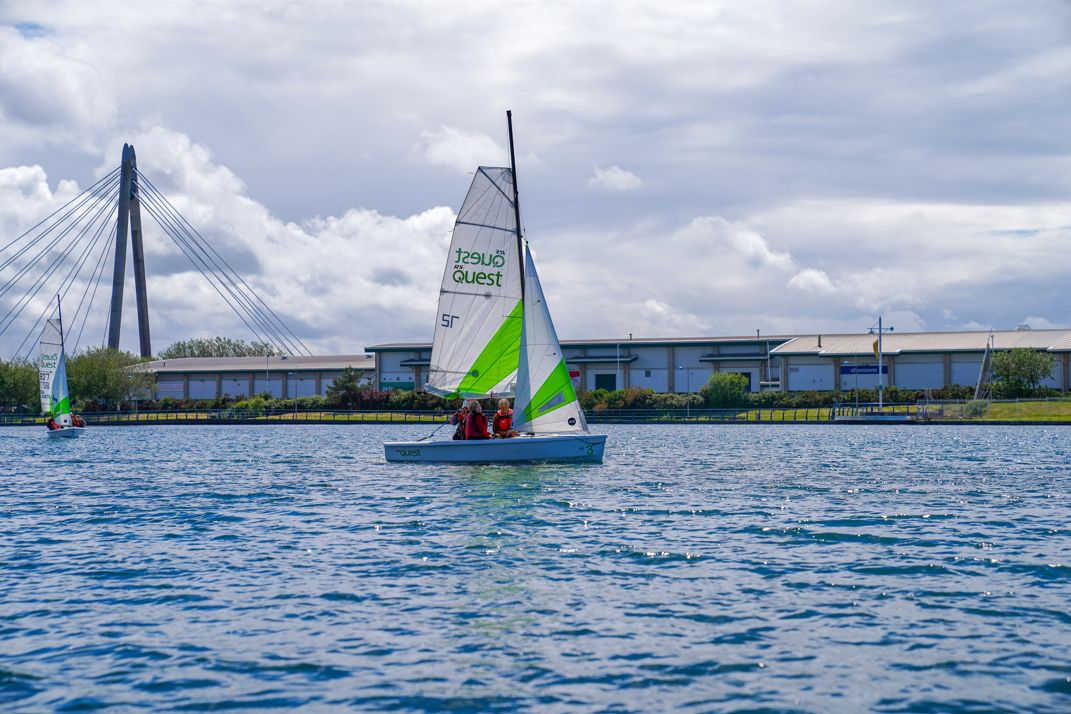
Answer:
(588, 165, 642, 191)
(0, 2, 1068, 353)
(415, 126, 506, 174)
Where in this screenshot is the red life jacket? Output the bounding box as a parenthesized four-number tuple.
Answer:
(465, 411, 490, 440)
(493, 409, 513, 433)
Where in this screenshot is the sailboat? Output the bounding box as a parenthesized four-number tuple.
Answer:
(384, 112, 606, 463)
(39, 296, 85, 438)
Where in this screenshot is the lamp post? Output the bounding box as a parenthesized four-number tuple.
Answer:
(287, 371, 296, 420)
(868, 317, 894, 412)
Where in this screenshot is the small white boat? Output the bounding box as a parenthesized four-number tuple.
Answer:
(384, 112, 605, 464)
(385, 434, 606, 463)
(38, 296, 87, 439)
(46, 426, 86, 439)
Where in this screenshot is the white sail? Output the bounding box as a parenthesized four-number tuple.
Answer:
(426, 167, 524, 398)
(38, 317, 72, 425)
(513, 245, 587, 434)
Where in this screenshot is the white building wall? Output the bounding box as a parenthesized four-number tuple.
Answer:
(629, 367, 669, 392)
(787, 358, 834, 391)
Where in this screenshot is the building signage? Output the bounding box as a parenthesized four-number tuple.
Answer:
(840, 365, 888, 375)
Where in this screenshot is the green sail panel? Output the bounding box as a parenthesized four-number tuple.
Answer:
(455, 299, 524, 396)
(513, 245, 587, 434)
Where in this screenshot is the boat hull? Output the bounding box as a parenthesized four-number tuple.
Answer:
(45, 426, 85, 439)
(384, 434, 606, 463)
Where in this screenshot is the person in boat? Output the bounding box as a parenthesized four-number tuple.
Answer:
(464, 400, 491, 440)
(71, 414, 85, 428)
(46, 414, 60, 430)
(450, 403, 470, 440)
(492, 398, 518, 438)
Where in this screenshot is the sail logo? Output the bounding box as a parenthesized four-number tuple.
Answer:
(451, 248, 506, 288)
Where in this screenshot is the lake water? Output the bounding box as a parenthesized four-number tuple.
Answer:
(1, 424, 1070, 712)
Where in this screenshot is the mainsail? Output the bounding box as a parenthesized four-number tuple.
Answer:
(513, 245, 587, 434)
(38, 317, 71, 426)
(426, 167, 524, 398)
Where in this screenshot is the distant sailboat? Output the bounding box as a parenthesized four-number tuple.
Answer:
(384, 112, 605, 463)
(39, 297, 85, 438)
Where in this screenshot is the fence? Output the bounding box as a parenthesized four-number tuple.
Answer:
(4, 399, 1071, 426)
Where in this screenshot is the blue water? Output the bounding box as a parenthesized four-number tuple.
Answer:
(2, 425, 1070, 712)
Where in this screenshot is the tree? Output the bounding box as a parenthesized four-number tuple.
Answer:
(992, 348, 1054, 398)
(325, 367, 367, 408)
(68, 347, 155, 407)
(700, 372, 750, 408)
(160, 337, 277, 359)
(0, 358, 39, 412)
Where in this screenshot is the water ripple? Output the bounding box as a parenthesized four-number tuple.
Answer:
(1, 424, 1070, 711)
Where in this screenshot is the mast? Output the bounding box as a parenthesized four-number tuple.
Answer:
(56, 294, 65, 355)
(506, 110, 525, 296)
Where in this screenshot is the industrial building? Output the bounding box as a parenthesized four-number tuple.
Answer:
(367, 329, 1071, 395)
(140, 329, 1071, 401)
(144, 355, 373, 401)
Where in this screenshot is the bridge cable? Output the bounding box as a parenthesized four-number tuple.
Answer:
(6, 188, 120, 355)
(14, 200, 120, 358)
(135, 193, 288, 353)
(0, 166, 120, 257)
(137, 171, 311, 355)
(0, 182, 120, 344)
(0, 174, 122, 299)
(71, 216, 119, 355)
(136, 187, 297, 354)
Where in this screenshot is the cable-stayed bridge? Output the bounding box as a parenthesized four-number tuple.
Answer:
(0, 144, 310, 359)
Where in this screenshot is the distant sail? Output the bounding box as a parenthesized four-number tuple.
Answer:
(38, 317, 71, 426)
(513, 245, 586, 434)
(426, 167, 524, 398)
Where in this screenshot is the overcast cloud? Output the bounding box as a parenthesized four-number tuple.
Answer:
(0, 1, 1068, 355)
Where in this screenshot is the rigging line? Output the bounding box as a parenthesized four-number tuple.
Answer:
(3, 189, 119, 348)
(133, 184, 296, 352)
(138, 199, 285, 353)
(71, 216, 118, 355)
(136, 172, 311, 355)
(14, 202, 117, 359)
(0, 166, 120, 256)
(137, 194, 292, 354)
(0, 169, 120, 276)
(0, 174, 122, 297)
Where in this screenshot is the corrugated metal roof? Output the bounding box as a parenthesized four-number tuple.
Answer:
(367, 335, 798, 351)
(142, 354, 374, 374)
(771, 330, 1071, 356)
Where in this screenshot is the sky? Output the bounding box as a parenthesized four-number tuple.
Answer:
(0, 0, 1069, 356)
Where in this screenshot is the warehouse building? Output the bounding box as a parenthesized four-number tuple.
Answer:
(367, 328, 1071, 394)
(144, 354, 373, 401)
(139, 329, 1071, 401)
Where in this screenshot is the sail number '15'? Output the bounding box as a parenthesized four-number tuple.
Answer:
(442, 314, 460, 328)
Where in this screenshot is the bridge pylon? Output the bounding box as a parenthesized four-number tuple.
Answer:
(106, 144, 151, 357)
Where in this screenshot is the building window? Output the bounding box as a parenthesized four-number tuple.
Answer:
(595, 374, 617, 391)
(644, 369, 652, 378)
